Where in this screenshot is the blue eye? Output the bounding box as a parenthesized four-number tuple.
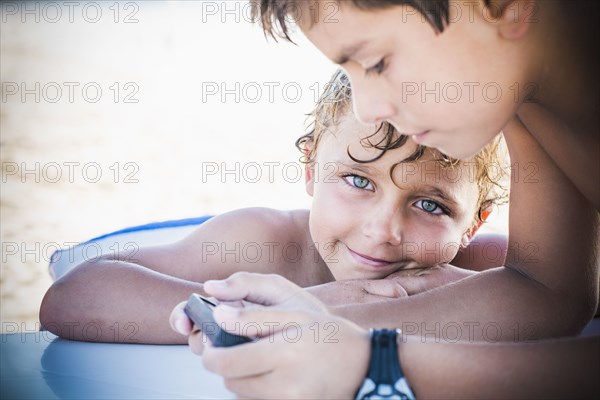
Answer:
(415, 199, 445, 215)
(343, 175, 374, 191)
(353, 176, 369, 188)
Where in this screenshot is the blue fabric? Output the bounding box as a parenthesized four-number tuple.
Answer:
(48, 216, 213, 279)
(83, 216, 213, 244)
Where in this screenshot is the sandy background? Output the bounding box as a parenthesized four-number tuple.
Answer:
(1, 1, 507, 331)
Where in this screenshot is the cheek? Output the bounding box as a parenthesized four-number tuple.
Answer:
(407, 223, 462, 265)
(309, 182, 352, 242)
(391, 70, 513, 149)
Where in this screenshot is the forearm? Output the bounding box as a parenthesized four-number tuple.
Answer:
(40, 260, 204, 344)
(401, 334, 599, 399)
(334, 266, 584, 340)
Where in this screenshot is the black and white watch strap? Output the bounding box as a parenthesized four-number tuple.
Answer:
(355, 329, 416, 400)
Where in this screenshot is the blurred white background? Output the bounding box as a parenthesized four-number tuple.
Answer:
(0, 1, 507, 330)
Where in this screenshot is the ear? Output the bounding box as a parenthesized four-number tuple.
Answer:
(305, 161, 315, 196)
(487, 0, 537, 40)
(460, 206, 492, 248)
(303, 145, 316, 196)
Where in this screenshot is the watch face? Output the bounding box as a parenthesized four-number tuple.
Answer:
(355, 377, 415, 400)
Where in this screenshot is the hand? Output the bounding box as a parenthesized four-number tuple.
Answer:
(307, 278, 409, 306)
(382, 263, 477, 296)
(169, 272, 329, 354)
(197, 273, 371, 399)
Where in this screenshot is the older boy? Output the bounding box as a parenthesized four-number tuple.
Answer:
(246, 0, 599, 336)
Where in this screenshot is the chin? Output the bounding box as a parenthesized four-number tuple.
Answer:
(438, 143, 482, 160)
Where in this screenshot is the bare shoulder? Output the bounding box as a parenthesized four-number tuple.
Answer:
(190, 208, 324, 286)
(184, 207, 309, 244)
(178, 207, 312, 268)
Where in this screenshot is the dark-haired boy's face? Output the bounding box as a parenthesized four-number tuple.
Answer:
(300, 1, 531, 159)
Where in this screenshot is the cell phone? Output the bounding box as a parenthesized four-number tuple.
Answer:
(183, 293, 252, 347)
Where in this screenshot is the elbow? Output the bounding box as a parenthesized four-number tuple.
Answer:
(545, 281, 598, 338)
(39, 282, 64, 337)
(564, 288, 599, 335)
(39, 259, 107, 338)
(559, 266, 599, 335)
(39, 276, 82, 340)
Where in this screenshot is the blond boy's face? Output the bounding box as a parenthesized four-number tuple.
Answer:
(301, 1, 529, 159)
(307, 114, 480, 281)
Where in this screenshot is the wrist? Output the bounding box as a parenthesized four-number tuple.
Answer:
(341, 324, 371, 399)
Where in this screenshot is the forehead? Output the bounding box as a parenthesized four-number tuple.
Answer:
(299, 3, 421, 63)
(316, 113, 419, 161)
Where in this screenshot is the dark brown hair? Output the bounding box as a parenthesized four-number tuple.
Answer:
(251, 0, 457, 42)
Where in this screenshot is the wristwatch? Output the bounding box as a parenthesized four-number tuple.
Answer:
(355, 329, 416, 400)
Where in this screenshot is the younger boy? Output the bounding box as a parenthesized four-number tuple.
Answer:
(40, 70, 507, 344)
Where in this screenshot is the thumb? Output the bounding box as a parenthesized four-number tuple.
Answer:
(205, 272, 326, 312)
(212, 304, 327, 338)
(204, 272, 301, 305)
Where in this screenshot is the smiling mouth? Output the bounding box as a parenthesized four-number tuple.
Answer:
(347, 247, 395, 268)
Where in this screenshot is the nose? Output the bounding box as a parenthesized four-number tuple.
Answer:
(348, 73, 396, 126)
(363, 204, 403, 246)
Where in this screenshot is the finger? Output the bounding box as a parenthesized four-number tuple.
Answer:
(169, 301, 193, 335)
(188, 328, 208, 355)
(386, 275, 429, 296)
(202, 339, 277, 379)
(363, 279, 408, 298)
(212, 304, 326, 337)
(387, 264, 461, 295)
(219, 299, 246, 308)
(223, 374, 278, 400)
(204, 272, 307, 306)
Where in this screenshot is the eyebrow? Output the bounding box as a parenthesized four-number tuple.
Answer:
(414, 186, 460, 208)
(334, 40, 368, 64)
(332, 160, 383, 178)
